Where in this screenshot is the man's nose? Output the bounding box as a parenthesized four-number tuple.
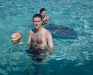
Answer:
(35, 22, 38, 24)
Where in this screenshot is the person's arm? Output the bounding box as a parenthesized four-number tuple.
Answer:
(40, 31, 54, 55)
(46, 32, 54, 55)
(18, 30, 32, 45)
(26, 30, 32, 45)
(46, 16, 55, 25)
(47, 16, 49, 20)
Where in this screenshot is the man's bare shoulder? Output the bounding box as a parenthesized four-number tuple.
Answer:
(29, 28, 35, 35)
(44, 28, 52, 36)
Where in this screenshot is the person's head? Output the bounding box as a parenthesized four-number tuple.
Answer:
(32, 14, 43, 29)
(40, 8, 46, 18)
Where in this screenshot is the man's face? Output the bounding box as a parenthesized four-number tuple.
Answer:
(41, 11, 46, 17)
(33, 17, 43, 29)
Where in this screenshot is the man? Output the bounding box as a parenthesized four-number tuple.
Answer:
(40, 8, 49, 25)
(20, 14, 54, 62)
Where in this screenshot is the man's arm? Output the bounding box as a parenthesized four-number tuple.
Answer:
(46, 31, 54, 55)
(40, 32, 54, 55)
(25, 30, 32, 45)
(18, 30, 32, 45)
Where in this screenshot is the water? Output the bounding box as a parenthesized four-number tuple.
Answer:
(0, 0, 93, 75)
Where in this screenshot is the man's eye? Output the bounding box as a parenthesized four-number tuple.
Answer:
(37, 21, 40, 22)
(34, 21, 40, 22)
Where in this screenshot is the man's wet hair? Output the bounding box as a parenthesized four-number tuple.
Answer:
(40, 8, 46, 13)
(33, 14, 43, 21)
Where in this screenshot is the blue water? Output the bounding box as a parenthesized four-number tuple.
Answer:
(0, 0, 93, 75)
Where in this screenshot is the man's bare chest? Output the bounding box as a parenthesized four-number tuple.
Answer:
(31, 32, 45, 44)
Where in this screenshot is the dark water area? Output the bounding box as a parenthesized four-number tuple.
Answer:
(45, 23, 78, 39)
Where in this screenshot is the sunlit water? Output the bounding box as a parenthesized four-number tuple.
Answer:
(0, 0, 93, 75)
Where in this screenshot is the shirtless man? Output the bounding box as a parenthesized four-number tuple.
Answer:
(40, 8, 49, 25)
(20, 14, 54, 62)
